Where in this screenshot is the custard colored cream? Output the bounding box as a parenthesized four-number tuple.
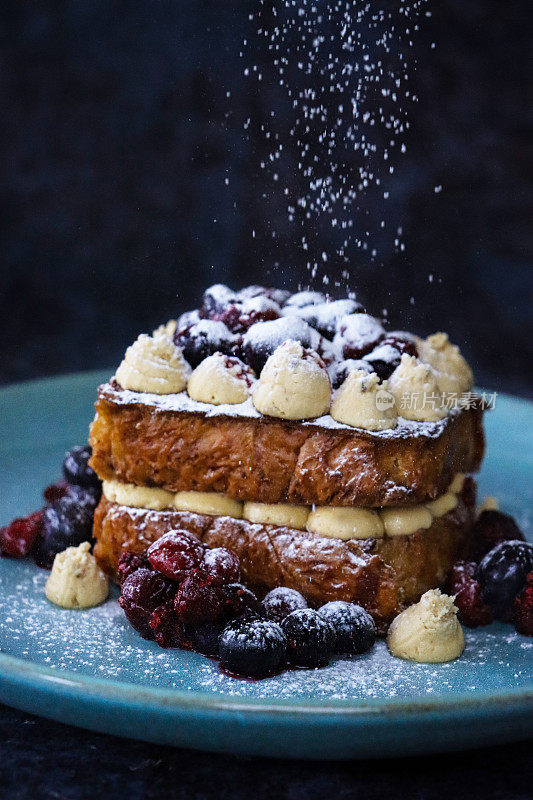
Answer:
(387, 354, 446, 423)
(152, 319, 178, 339)
(45, 542, 109, 609)
(387, 589, 465, 663)
(380, 505, 433, 536)
(449, 473, 466, 494)
(174, 491, 243, 518)
(102, 479, 464, 535)
(115, 332, 190, 394)
(253, 339, 331, 420)
(418, 332, 474, 395)
(426, 491, 458, 518)
(330, 370, 398, 431)
(243, 502, 310, 530)
(188, 352, 254, 405)
(306, 506, 384, 540)
(103, 480, 175, 511)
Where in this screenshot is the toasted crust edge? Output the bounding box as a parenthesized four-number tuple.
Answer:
(90, 390, 484, 507)
(93, 491, 474, 630)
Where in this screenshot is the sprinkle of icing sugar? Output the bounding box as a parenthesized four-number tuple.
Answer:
(333, 313, 385, 351)
(0, 559, 529, 701)
(101, 382, 454, 439)
(242, 315, 322, 353)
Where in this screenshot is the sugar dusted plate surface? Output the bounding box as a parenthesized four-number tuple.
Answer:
(0, 371, 531, 759)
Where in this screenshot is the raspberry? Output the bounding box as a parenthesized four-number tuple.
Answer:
(174, 573, 228, 624)
(469, 510, 525, 561)
(0, 510, 44, 558)
(119, 568, 176, 639)
(514, 572, 533, 636)
(448, 561, 493, 627)
(146, 530, 205, 582)
(149, 599, 185, 648)
(43, 482, 69, 504)
(117, 550, 152, 585)
(202, 547, 240, 586)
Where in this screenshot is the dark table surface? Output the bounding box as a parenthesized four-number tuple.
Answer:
(0, 702, 531, 800)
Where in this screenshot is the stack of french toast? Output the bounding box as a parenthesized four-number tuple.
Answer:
(90, 284, 484, 630)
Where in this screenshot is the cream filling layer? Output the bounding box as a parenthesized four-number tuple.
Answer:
(102, 474, 467, 540)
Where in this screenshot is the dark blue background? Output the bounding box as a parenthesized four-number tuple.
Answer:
(0, 3, 532, 794)
(1, 0, 532, 394)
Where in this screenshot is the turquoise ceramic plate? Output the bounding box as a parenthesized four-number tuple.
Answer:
(0, 371, 531, 759)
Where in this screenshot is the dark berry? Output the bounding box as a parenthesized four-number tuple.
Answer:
(117, 550, 152, 585)
(477, 540, 533, 621)
(470, 510, 525, 562)
(281, 608, 335, 668)
(328, 359, 373, 390)
(0, 510, 43, 558)
(291, 299, 362, 339)
(318, 601, 376, 654)
(174, 320, 236, 368)
(261, 587, 308, 623)
(119, 568, 176, 639)
(364, 334, 417, 381)
(333, 313, 385, 359)
(34, 496, 94, 568)
(202, 547, 241, 586)
(242, 316, 322, 374)
(284, 290, 326, 308)
(447, 562, 494, 627)
(43, 481, 69, 504)
(65, 483, 101, 513)
(223, 583, 262, 618)
(174, 573, 228, 624)
(149, 599, 185, 648)
(237, 285, 291, 307)
(514, 572, 533, 636)
(186, 620, 226, 656)
(176, 309, 200, 329)
(63, 445, 100, 490)
(147, 530, 205, 581)
(199, 284, 237, 317)
(219, 618, 287, 677)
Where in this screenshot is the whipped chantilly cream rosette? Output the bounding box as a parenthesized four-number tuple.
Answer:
(115, 332, 190, 394)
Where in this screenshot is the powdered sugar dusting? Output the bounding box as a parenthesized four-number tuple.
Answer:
(100, 382, 452, 439)
(0, 559, 530, 702)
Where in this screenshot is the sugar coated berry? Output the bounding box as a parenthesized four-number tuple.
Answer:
(318, 601, 376, 654)
(514, 572, 533, 636)
(63, 445, 100, 490)
(261, 587, 308, 623)
(469, 510, 525, 562)
(448, 561, 493, 627)
(219, 618, 287, 677)
(328, 359, 373, 390)
(119, 568, 175, 639)
(202, 547, 240, 586)
(117, 550, 152, 585)
(223, 583, 262, 618)
(147, 530, 205, 581)
(174, 320, 237, 368)
(0, 510, 44, 558)
(477, 540, 533, 621)
(174, 574, 227, 624)
(34, 496, 94, 569)
(281, 608, 335, 668)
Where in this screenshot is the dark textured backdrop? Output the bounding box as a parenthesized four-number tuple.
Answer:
(0, 0, 532, 395)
